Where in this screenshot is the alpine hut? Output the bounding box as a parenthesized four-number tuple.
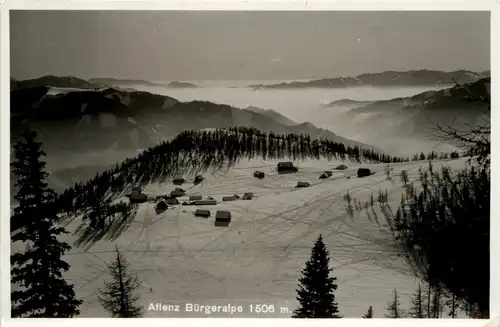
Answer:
(277, 162, 298, 174)
(195, 199, 217, 205)
(129, 191, 148, 203)
(319, 173, 329, 179)
(214, 210, 232, 227)
(194, 175, 204, 185)
(357, 168, 371, 178)
(242, 192, 254, 200)
(156, 200, 168, 210)
(170, 188, 185, 197)
(253, 171, 265, 179)
(195, 209, 211, 218)
(173, 177, 185, 185)
(335, 164, 348, 170)
(165, 197, 180, 205)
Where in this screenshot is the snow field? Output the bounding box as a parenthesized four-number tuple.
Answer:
(13, 156, 470, 317)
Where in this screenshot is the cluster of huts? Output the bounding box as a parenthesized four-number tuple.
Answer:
(127, 162, 374, 228)
(126, 174, 253, 228)
(253, 162, 372, 188)
(191, 209, 232, 227)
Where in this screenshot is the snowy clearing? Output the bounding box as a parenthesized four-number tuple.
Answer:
(12, 156, 470, 317)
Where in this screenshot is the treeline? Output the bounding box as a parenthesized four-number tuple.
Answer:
(54, 127, 462, 221)
(411, 150, 460, 161)
(378, 284, 459, 318)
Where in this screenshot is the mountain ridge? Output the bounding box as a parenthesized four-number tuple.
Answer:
(88, 77, 166, 87)
(10, 82, 381, 164)
(248, 69, 489, 90)
(332, 77, 491, 144)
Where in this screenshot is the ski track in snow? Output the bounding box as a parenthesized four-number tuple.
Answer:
(12, 156, 470, 317)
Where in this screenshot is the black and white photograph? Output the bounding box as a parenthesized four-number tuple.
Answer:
(9, 10, 490, 318)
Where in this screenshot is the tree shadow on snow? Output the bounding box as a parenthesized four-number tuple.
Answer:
(73, 202, 139, 251)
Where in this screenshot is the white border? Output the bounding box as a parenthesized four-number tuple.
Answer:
(1, 0, 499, 11)
(1, 1, 498, 326)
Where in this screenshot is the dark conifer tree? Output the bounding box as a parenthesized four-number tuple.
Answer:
(409, 284, 425, 318)
(98, 246, 143, 317)
(292, 235, 341, 318)
(11, 130, 82, 317)
(446, 292, 459, 318)
(385, 289, 402, 318)
(430, 285, 444, 318)
(362, 306, 374, 318)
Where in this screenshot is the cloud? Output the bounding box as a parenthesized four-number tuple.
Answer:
(270, 57, 282, 63)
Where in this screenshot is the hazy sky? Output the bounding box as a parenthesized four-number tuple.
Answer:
(10, 11, 490, 81)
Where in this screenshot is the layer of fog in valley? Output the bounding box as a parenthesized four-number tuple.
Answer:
(132, 82, 456, 156)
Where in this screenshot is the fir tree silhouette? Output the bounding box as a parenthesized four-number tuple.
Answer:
(385, 289, 402, 318)
(446, 292, 459, 318)
(430, 284, 444, 318)
(363, 306, 374, 318)
(408, 284, 425, 318)
(11, 130, 82, 317)
(98, 246, 143, 317)
(293, 235, 341, 318)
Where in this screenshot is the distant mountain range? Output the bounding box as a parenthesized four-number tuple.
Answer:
(336, 77, 490, 140)
(88, 77, 165, 87)
(10, 77, 379, 164)
(11, 75, 101, 90)
(88, 78, 201, 88)
(9, 73, 490, 192)
(10, 72, 489, 162)
(248, 69, 490, 90)
(11, 75, 203, 90)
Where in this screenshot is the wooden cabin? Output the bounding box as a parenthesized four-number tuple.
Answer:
(253, 171, 265, 179)
(357, 168, 371, 178)
(214, 210, 232, 227)
(173, 177, 185, 185)
(194, 175, 204, 185)
(277, 162, 298, 174)
(155, 200, 168, 210)
(195, 209, 211, 218)
(170, 188, 186, 197)
(195, 199, 217, 206)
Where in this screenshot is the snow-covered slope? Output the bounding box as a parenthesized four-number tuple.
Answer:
(13, 157, 470, 317)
